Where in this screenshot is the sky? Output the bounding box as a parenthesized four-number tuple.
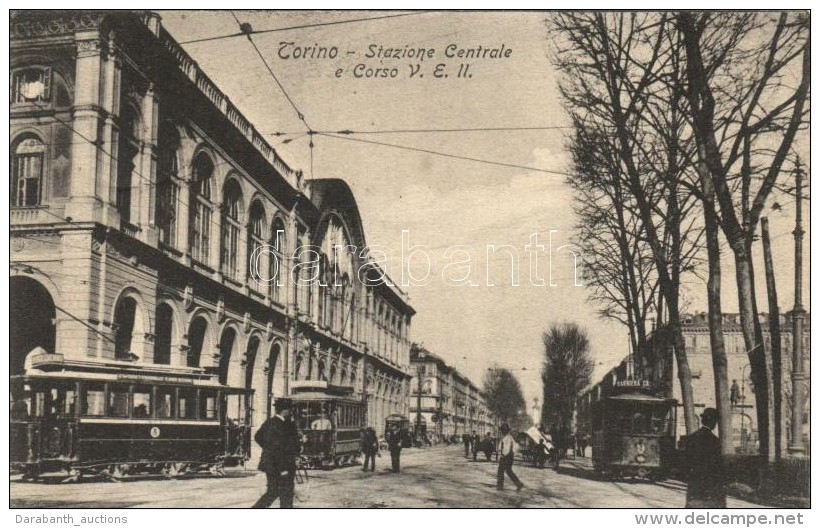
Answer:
(158, 10, 810, 409)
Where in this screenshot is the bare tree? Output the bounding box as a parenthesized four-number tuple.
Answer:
(551, 13, 703, 434)
(541, 322, 595, 429)
(676, 12, 810, 462)
(569, 125, 659, 359)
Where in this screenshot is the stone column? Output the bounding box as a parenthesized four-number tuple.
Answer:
(66, 30, 106, 224)
(178, 164, 192, 265)
(139, 83, 159, 244)
(210, 202, 222, 275)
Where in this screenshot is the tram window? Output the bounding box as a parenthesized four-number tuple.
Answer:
(632, 412, 648, 434)
(10, 389, 32, 419)
(178, 388, 197, 419)
(47, 387, 75, 416)
(156, 388, 175, 418)
(225, 393, 243, 424)
(108, 386, 129, 417)
(133, 387, 152, 418)
(33, 391, 46, 417)
(83, 383, 105, 416)
(200, 390, 217, 420)
(294, 404, 309, 431)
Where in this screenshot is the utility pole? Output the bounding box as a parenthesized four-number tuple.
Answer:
(788, 162, 806, 456)
(416, 363, 423, 443)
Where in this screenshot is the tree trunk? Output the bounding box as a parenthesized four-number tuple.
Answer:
(733, 250, 773, 463)
(665, 298, 698, 435)
(701, 169, 732, 454)
(761, 218, 783, 461)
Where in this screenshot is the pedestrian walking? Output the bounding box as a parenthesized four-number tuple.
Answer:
(496, 424, 524, 491)
(386, 424, 403, 473)
(361, 426, 379, 473)
(578, 434, 589, 458)
(462, 432, 471, 458)
(534, 438, 549, 468)
(471, 430, 481, 461)
(252, 398, 300, 509)
(685, 408, 726, 508)
(482, 432, 494, 461)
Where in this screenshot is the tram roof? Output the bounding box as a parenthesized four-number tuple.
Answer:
(290, 392, 363, 404)
(606, 391, 675, 404)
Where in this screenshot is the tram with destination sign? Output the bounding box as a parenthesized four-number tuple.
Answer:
(291, 382, 364, 469)
(10, 370, 252, 482)
(588, 386, 677, 480)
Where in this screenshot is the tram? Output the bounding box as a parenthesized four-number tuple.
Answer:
(590, 388, 677, 480)
(10, 370, 252, 482)
(291, 383, 364, 469)
(385, 414, 414, 447)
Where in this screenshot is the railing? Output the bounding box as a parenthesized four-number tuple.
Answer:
(120, 220, 141, 238)
(11, 207, 49, 224)
(162, 38, 196, 79)
(152, 25, 302, 191)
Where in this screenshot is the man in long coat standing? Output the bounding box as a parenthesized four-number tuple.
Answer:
(252, 398, 300, 508)
(361, 426, 379, 472)
(685, 407, 726, 508)
(386, 424, 403, 473)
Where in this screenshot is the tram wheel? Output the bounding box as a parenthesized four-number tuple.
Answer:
(209, 463, 225, 477)
(163, 462, 187, 478)
(112, 464, 129, 480)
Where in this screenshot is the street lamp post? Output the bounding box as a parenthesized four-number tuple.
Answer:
(789, 162, 806, 456)
(740, 363, 749, 452)
(416, 364, 423, 443)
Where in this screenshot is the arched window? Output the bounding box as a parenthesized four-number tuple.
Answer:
(245, 336, 261, 390)
(220, 179, 242, 280)
(11, 136, 45, 207)
(156, 122, 180, 246)
(247, 201, 267, 292)
(154, 303, 175, 365)
(113, 296, 142, 360)
(187, 316, 209, 368)
(189, 153, 213, 264)
(270, 217, 286, 303)
(218, 327, 237, 386)
(11, 67, 51, 104)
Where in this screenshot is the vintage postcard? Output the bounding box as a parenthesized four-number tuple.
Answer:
(8, 9, 810, 514)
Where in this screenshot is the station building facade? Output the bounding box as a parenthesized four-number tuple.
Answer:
(10, 11, 414, 456)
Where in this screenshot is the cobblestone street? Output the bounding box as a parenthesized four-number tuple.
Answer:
(11, 446, 764, 508)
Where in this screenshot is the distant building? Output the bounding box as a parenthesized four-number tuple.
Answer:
(409, 345, 494, 438)
(578, 313, 810, 453)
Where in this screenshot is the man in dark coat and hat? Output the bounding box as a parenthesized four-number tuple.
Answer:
(252, 398, 301, 508)
(685, 407, 726, 508)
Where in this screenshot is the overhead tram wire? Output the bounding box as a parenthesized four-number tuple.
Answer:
(318, 132, 575, 178)
(263, 125, 576, 137)
(177, 11, 433, 46)
(230, 11, 316, 178)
